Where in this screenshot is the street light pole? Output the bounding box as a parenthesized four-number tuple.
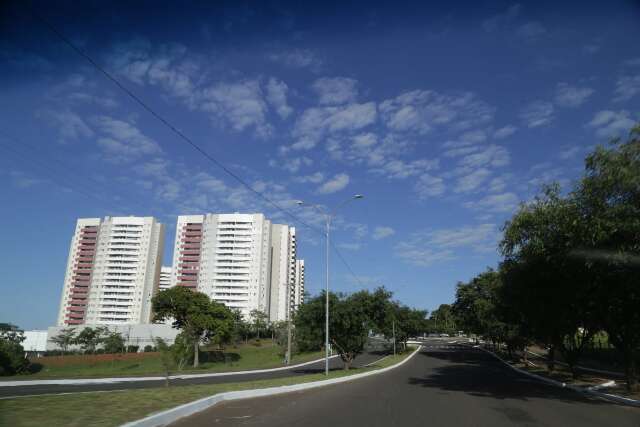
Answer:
(296, 195, 363, 376)
(325, 216, 330, 376)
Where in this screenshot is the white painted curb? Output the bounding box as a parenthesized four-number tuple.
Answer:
(121, 346, 422, 427)
(474, 345, 640, 408)
(525, 350, 625, 378)
(0, 355, 339, 387)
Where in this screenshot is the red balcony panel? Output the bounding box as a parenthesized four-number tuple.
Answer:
(66, 319, 84, 325)
(70, 299, 87, 305)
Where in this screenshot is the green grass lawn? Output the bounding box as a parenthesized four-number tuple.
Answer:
(0, 347, 417, 427)
(2, 340, 323, 380)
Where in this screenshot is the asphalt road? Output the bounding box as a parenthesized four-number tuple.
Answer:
(172, 341, 640, 427)
(0, 351, 385, 398)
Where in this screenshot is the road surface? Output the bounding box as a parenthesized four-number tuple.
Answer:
(0, 351, 384, 399)
(172, 341, 640, 427)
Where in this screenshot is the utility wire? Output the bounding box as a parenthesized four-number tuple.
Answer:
(28, 8, 369, 290)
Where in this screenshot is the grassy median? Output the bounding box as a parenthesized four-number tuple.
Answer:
(0, 347, 417, 427)
(1, 340, 323, 380)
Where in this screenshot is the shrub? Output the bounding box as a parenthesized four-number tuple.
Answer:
(143, 345, 155, 352)
(126, 345, 139, 353)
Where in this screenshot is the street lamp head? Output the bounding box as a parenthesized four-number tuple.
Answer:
(353, 194, 364, 199)
(295, 200, 304, 206)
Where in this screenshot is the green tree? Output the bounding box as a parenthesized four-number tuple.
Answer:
(230, 309, 251, 345)
(0, 323, 28, 376)
(574, 125, 640, 391)
(295, 291, 369, 370)
(501, 186, 599, 376)
(249, 309, 268, 340)
(430, 304, 458, 335)
(49, 328, 77, 353)
(102, 331, 125, 354)
(74, 327, 109, 354)
(152, 287, 234, 368)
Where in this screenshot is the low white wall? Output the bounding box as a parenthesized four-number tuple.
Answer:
(46, 324, 180, 351)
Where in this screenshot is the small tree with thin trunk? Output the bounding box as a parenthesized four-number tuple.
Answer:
(152, 287, 234, 368)
(250, 309, 268, 340)
(49, 328, 76, 353)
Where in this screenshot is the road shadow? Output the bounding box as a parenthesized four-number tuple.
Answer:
(408, 350, 609, 406)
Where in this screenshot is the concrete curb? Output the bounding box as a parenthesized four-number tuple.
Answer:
(121, 346, 422, 427)
(0, 355, 340, 387)
(474, 345, 640, 408)
(525, 350, 625, 378)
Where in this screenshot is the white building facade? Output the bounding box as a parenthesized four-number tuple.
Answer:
(57, 216, 165, 326)
(170, 213, 304, 321)
(158, 266, 173, 291)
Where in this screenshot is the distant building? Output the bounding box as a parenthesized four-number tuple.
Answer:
(293, 259, 305, 311)
(56, 216, 165, 326)
(170, 213, 303, 320)
(22, 330, 48, 356)
(158, 266, 172, 291)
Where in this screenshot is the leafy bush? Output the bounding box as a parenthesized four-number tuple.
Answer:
(126, 345, 139, 353)
(143, 345, 155, 352)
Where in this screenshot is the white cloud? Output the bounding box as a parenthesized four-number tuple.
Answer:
(271, 156, 313, 173)
(267, 49, 322, 70)
(415, 173, 445, 199)
(558, 146, 582, 160)
(39, 109, 94, 142)
(108, 40, 198, 100)
(457, 145, 510, 168)
(9, 171, 44, 188)
(587, 110, 636, 138)
(294, 172, 324, 184)
(317, 173, 350, 194)
(454, 167, 491, 193)
(482, 4, 521, 32)
(265, 78, 293, 119)
(372, 226, 395, 240)
(395, 223, 499, 267)
(487, 175, 509, 193)
(291, 103, 377, 150)
(464, 192, 519, 213)
(493, 125, 517, 139)
(379, 90, 494, 134)
(623, 58, 640, 67)
(199, 79, 272, 138)
(371, 158, 439, 180)
(94, 116, 162, 162)
(516, 22, 547, 41)
(614, 74, 640, 102)
(520, 101, 555, 128)
(311, 77, 358, 105)
(555, 83, 594, 108)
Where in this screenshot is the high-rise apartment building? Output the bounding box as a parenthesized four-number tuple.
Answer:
(293, 259, 305, 311)
(158, 266, 172, 291)
(57, 216, 165, 326)
(170, 213, 303, 320)
(269, 225, 296, 322)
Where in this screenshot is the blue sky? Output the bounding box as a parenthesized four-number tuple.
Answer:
(1, 1, 639, 330)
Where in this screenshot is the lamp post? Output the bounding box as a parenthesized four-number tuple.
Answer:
(296, 195, 363, 376)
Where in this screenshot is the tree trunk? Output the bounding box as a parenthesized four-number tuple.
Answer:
(193, 340, 199, 368)
(547, 345, 556, 372)
(344, 359, 351, 370)
(623, 349, 639, 392)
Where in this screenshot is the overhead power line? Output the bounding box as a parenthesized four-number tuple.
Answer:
(28, 8, 369, 290)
